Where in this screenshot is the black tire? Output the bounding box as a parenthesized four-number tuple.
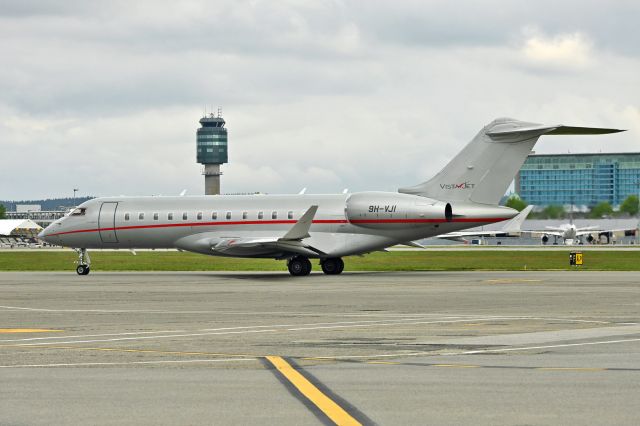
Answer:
(288, 257, 312, 276)
(321, 258, 344, 275)
(302, 257, 312, 275)
(76, 265, 89, 275)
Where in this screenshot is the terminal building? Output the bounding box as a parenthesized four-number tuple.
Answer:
(515, 152, 640, 207)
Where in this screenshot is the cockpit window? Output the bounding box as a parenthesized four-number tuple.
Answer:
(70, 208, 86, 216)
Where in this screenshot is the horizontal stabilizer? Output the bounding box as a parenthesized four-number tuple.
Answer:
(487, 124, 625, 140)
(545, 126, 625, 135)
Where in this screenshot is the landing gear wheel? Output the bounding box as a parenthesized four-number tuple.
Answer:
(76, 265, 90, 275)
(321, 258, 344, 275)
(75, 248, 91, 275)
(288, 256, 312, 276)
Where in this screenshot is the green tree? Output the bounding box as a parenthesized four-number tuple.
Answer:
(0, 203, 6, 219)
(505, 196, 528, 212)
(619, 195, 639, 216)
(541, 204, 565, 219)
(588, 201, 614, 219)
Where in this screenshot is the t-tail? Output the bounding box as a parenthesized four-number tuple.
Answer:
(399, 118, 624, 205)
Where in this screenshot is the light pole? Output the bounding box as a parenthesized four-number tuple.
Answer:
(73, 188, 79, 207)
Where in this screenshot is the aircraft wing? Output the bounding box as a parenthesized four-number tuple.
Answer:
(544, 226, 567, 232)
(575, 226, 637, 237)
(524, 230, 565, 237)
(435, 205, 534, 241)
(212, 237, 326, 257)
(176, 205, 326, 258)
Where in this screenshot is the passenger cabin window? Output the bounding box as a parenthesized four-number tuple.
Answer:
(124, 213, 130, 221)
(182, 212, 188, 220)
(197, 212, 203, 220)
(288, 211, 294, 220)
(272, 211, 278, 219)
(167, 212, 174, 220)
(226, 212, 232, 220)
(242, 212, 248, 220)
(138, 212, 145, 220)
(212, 212, 217, 220)
(258, 211, 264, 219)
(153, 213, 159, 221)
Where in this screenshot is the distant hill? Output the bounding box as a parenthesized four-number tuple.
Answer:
(0, 197, 95, 212)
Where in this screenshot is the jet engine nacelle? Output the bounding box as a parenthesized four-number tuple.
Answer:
(541, 234, 549, 244)
(345, 192, 450, 229)
(586, 234, 595, 244)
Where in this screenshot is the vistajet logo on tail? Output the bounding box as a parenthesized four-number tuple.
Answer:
(440, 181, 475, 190)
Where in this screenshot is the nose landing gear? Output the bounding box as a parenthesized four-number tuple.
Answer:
(75, 248, 91, 275)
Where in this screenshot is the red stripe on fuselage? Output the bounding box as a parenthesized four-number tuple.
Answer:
(348, 217, 511, 224)
(46, 217, 511, 237)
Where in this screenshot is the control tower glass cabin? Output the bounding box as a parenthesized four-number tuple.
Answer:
(196, 114, 228, 195)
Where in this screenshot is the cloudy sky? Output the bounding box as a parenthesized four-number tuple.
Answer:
(1, 0, 639, 200)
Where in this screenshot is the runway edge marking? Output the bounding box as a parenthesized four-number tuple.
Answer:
(263, 356, 374, 426)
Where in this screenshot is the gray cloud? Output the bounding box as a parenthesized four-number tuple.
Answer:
(0, 0, 638, 200)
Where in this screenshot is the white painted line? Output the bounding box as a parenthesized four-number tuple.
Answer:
(0, 317, 464, 343)
(285, 318, 512, 332)
(450, 337, 640, 356)
(1, 316, 566, 347)
(0, 305, 461, 317)
(0, 330, 189, 343)
(0, 358, 257, 368)
(7, 329, 279, 346)
(319, 337, 640, 360)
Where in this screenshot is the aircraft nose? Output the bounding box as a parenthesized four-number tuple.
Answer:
(37, 226, 54, 243)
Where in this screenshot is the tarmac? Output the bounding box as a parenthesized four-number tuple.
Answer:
(0, 271, 639, 425)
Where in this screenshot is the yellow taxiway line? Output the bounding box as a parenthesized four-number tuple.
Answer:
(0, 329, 62, 333)
(265, 355, 362, 426)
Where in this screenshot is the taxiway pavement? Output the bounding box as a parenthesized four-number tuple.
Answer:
(1, 271, 639, 425)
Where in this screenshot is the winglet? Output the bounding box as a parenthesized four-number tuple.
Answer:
(402, 241, 425, 248)
(280, 205, 318, 241)
(499, 205, 534, 233)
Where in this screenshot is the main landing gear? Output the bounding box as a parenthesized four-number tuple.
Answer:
(286, 256, 345, 276)
(287, 256, 312, 276)
(320, 257, 344, 275)
(75, 248, 91, 275)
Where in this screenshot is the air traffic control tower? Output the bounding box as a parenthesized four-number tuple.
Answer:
(196, 111, 228, 195)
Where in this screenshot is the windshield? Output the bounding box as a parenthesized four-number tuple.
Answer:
(69, 207, 86, 216)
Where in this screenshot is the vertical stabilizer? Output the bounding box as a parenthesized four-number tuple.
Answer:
(398, 118, 624, 205)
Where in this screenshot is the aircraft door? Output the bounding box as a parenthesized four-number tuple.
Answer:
(98, 202, 119, 243)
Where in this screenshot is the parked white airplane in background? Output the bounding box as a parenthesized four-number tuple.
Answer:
(527, 219, 633, 245)
(38, 118, 623, 275)
(435, 205, 534, 243)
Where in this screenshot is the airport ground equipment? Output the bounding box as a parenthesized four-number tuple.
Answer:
(37, 118, 623, 276)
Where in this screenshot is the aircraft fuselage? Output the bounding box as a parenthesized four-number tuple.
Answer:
(40, 192, 516, 258)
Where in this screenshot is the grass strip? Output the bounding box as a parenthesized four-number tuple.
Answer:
(0, 250, 638, 272)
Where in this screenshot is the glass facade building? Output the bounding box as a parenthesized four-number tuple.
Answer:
(196, 115, 228, 164)
(516, 153, 640, 207)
